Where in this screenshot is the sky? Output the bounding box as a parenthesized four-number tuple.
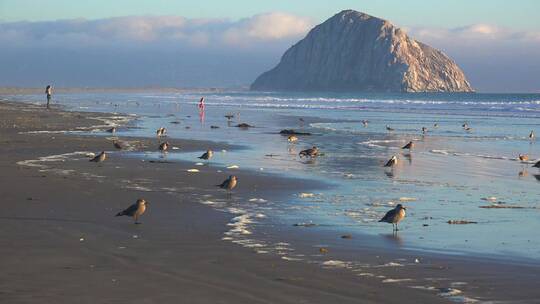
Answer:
(1, 0, 539, 92)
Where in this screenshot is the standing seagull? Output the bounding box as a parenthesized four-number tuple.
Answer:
(159, 141, 169, 152)
(217, 175, 238, 194)
(379, 204, 406, 231)
(287, 135, 298, 142)
(402, 141, 414, 150)
(156, 127, 166, 137)
(198, 149, 213, 161)
(421, 127, 428, 135)
(299, 146, 319, 158)
(384, 155, 398, 167)
(115, 198, 148, 224)
(529, 130, 535, 141)
(89, 151, 107, 162)
(362, 120, 369, 127)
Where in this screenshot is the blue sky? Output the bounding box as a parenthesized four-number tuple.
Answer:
(1, 1, 539, 92)
(2, 0, 539, 29)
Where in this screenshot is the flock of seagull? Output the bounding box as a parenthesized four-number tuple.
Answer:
(93, 111, 538, 231)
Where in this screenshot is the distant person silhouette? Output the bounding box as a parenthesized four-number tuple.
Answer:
(198, 97, 205, 111)
(45, 85, 52, 109)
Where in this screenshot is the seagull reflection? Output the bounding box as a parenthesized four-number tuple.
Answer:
(382, 232, 403, 246)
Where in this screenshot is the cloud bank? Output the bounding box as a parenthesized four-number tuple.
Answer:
(0, 13, 539, 92)
(0, 13, 314, 49)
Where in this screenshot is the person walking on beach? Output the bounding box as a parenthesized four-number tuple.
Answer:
(198, 97, 205, 111)
(45, 85, 52, 109)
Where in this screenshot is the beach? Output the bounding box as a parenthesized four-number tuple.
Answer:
(1, 96, 540, 303)
(0, 100, 448, 303)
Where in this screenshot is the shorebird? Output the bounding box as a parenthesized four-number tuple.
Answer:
(402, 141, 414, 150)
(89, 151, 107, 162)
(115, 198, 148, 224)
(529, 130, 535, 141)
(519, 154, 529, 162)
(198, 149, 213, 161)
(159, 141, 169, 152)
(156, 127, 166, 137)
(106, 127, 116, 133)
(462, 122, 468, 129)
(384, 155, 398, 167)
(379, 204, 406, 231)
(362, 120, 369, 127)
(225, 114, 235, 120)
(217, 175, 237, 194)
(434, 123, 439, 128)
(421, 127, 427, 134)
(386, 125, 394, 131)
(113, 140, 127, 150)
(287, 135, 298, 142)
(299, 146, 319, 158)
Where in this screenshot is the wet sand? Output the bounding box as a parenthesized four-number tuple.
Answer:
(3, 100, 540, 303)
(0, 100, 449, 303)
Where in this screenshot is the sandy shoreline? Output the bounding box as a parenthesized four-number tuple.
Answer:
(1, 99, 539, 303)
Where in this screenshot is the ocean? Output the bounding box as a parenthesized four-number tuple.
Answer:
(8, 90, 540, 262)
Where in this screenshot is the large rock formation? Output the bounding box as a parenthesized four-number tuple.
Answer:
(251, 10, 473, 92)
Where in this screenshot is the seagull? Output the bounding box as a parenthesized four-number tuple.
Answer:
(287, 135, 298, 142)
(386, 125, 394, 131)
(519, 154, 529, 162)
(113, 140, 129, 150)
(384, 155, 398, 167)
(434, 123, 439, 128)
(159, 141, 169, 152)
(362, 120, 369, 127)
(402, 141, 414, 150)
(299, 146, 319, 158)
(115, 198, 148, 224)
(217, 175, 238, 193)
(198, 149, 213, 161)
(225, 114, 235, 120)
(106, 127, 116, 133)
(529, 130, 535, 141)
(89, 151, 107, 162)
(462, 122, 468, 129)
(421, 127, 427, 134)
(156, 127, 166, 137)
(379, 204, 406, 231)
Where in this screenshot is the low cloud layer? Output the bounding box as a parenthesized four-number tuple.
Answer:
(0, 13, 314, 49)
(0, 13, 539, 92)
(407, 24, 540, 92)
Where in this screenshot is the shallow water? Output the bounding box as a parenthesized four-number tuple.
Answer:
(6, 91, 540, 261)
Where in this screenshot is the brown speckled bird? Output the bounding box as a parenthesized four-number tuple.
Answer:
(89, 151, 107, 162)
(379, 204, 406, 231)
(519, 154, 529, 162)
(384, 155, 398, 167)
(299, 146, 319, 158)
(198, 149, 213, 161)
(156, 127, 166, 137)
(115, 199, 148, 224)
(217, 175, 238, 193)
(402, 141, 414, 150)
(287, 135, 298, 142)
(159, 141, 169, 152)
